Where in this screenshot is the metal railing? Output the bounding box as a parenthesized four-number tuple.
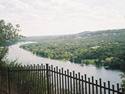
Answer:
(0, 64, 125, 94)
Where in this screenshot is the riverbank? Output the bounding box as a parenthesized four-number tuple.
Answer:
(20, 42, 125, 71)
(6, 42, 123, 85)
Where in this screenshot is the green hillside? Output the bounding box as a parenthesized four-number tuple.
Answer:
(21, 29, 125, 70)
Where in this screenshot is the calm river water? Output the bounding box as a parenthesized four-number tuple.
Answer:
(7, 42, 123, 85)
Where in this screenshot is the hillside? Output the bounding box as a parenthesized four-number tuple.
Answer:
(23, 29, 125, 42)
(21, 29, 125, 70)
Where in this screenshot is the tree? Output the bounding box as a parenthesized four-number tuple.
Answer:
(121, 72, 125, 89)
(0, 19, 21, 64)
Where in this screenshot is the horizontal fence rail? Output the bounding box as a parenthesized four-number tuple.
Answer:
(0, 64, 125, 94)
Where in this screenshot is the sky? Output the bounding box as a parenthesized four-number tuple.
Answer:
(0, 0, 125, 36)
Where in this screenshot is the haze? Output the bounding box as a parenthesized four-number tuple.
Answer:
(0, 0, 125, 36)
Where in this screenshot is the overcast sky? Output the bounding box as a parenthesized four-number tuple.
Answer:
(0, 0, 125, 36)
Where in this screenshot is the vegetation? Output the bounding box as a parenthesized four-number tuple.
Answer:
(21, 29, 125, 71)
(121, 72, 125, 89)
(0, 19, 22, 94)
(0, 19, 50, 94)
(1, 19, 124, 92)
(0, 19, 22, 67)
(21, 29, 125, 89)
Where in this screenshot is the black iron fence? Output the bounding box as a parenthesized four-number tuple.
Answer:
(0, 64, 125, 94)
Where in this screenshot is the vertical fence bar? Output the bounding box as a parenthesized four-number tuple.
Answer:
(78, 73, 81, 94)
(38, 64, 41, 94)
(44, 65, 46, 94)
(39, 64, 43, 93)
(112, 85, 115, 94)
(99, 78, 102, 94)
(19, 65, 22, 94)
(10, 67, 13, 94)
(96, 80, 98, 94)
(49, 66, 51, 94)
(92, 76, 94, 94)
(76, 74, 78, 94)
(36, 64, 38, 94)
(28, 65, 30, 94)
(16, 66, 19, 94)
(59, 69, 61, 94)
(56, 66, 59, 94)
(117, 83, 120, 94)
(34, 64, 37, 94)
(108, 81, 111, 94)
(70, 72, 72, 94)
(0, 69, 0, 93)
(67, 69, 69, 94)
(81, 76, 84, 94)
(54, 67, 56, 94)
(0, 69, 1, 94)
(30, 65, 33, 93)
(85, 74, 87, 94)
(103, 82, 106, 94)
(88, 78, 91, 94)
(38, 64, 40, 94)
(51, 65, 54, 94)
(32, 64, 35, 94)
(41, 64, 43, 93)
(33, 64, 36, 94)
(46, 64, 50, 94)
(73, 71, 75, 94)
(42, 65, 46, 94)
(7, 67, 10, 94)
(65, 70, 67, 94)
(62, 68, 64, 94)
(40, 64, 42, 94)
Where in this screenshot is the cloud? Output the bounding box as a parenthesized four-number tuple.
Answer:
(0, 0, 125, 36)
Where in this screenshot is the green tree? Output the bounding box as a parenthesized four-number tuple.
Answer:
(0, 19, 21, 65)
(121, 72, 125, 89)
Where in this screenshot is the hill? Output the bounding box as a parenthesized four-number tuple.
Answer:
(23, 29, 125, 42)
(21, 29, 125, 70)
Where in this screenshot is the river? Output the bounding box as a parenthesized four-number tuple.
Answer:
(6, 42, 123, 85)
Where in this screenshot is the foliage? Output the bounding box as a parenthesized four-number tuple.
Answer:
(0, 20, 22, 46)
(0, 20, 50, 94)
(21, 29, 125, 91)
(121, 72, 125, 89)
(0, 19, 21, 63)
(0, 19, 22, 94)
(21, 29, 125, 70)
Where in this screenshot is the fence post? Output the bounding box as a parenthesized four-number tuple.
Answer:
(46, 64, 50, 94)
(7, 67, 10, 94)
